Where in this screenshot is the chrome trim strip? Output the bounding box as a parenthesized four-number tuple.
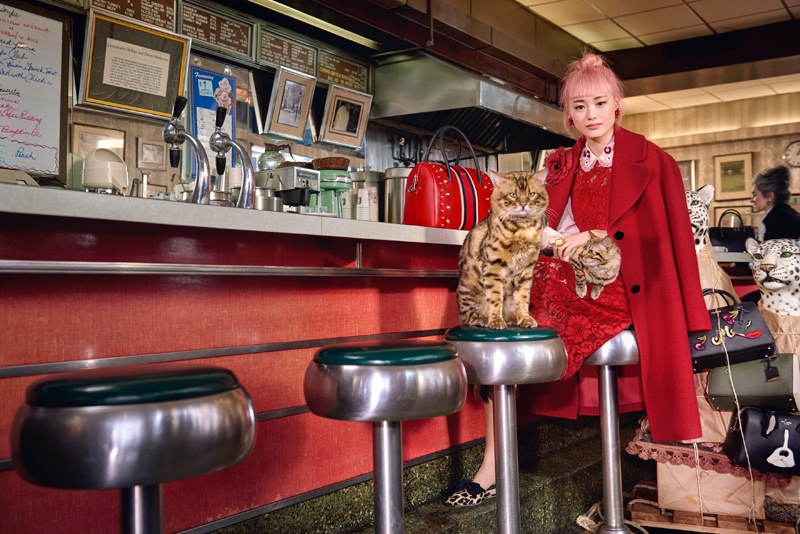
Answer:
(0, 260, 458, 278)
(0, 329, 449, 379)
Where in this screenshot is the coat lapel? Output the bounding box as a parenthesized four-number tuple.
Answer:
(608, 127, 654, 228)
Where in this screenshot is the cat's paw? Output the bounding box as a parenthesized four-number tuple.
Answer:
(487, 316, 507, 330)
(575, 284, 587, 298)
(590, 285, 604, 300)
(515, 315, 538, 329)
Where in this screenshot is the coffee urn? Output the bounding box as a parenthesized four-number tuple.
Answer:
(382, 167, 412, 224)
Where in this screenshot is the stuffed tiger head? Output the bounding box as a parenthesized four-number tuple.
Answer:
(745, 237, 800, 316)
(686, 185, 715, 254)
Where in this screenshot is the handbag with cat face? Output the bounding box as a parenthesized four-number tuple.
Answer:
(723, 407, 800, 477)
(402, 126, 493, 230)
(690, 289, 776, 372)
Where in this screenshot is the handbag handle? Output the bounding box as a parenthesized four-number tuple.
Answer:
(716, 209, 744, 228)
(420, 125, 486, 185)
(701, 288, 737, 306)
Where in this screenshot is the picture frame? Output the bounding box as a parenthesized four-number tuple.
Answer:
(677, 160, 697, 191)
(535, 148, 556, 171)
(79, 10, 191, 119)
(319, 84, 373, 149)
(73, 123, 126, 159)
(263, 66, 316, 142)
(713, 153, 753, 200)
(137, 138, 168, 171)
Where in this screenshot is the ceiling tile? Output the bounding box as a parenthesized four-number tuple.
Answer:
(762, 73, 800, 84)
(637, 24, 713, 45)
(516, 0, 561, 6)
(792, 6, 800, 17)
(614, 5, 704, 36)
(590, 37, 644, 51)
(704, 80, 768, 92)
(649, 88, 710, 101)
(562, 19, 631, 43)
(654, 94, 721, 108)
(528, 0, 605, 26)
(690, 0, 785, 22)
(712, 85, 776, 101)
(769, 80, 800, 94)
(584, 0, 681, 19)
(708, 10, 790, 33)
(622, 95, 671, 114)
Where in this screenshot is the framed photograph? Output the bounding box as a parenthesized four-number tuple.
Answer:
(535, 148, 556, 171)
(263, 66, 316, 142)
(137, 138, 168, 170)
(73, 123, 125, 159)
(677, 160, 697, 191)
(714, 153, 753, 200)
(79, 10, 191, 119)
(319, 84, 373, 149)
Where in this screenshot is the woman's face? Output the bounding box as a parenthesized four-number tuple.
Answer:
(751, 186, 773, 213)
(568, 93, 618, 148)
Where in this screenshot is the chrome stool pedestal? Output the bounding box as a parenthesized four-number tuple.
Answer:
(583, 329, 639, 534)
(445, 327, 567, 534)
(11, 364, 256, 534)
(304, 341, 467, 534)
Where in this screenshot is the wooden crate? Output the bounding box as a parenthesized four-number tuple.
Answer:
(629, 481, 795, 534)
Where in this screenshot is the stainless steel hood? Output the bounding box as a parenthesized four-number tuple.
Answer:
(371, 53, 575, 154)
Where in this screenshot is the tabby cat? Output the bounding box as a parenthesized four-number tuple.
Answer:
(457, 170, 548, 329)
(570, 231, 621, 300)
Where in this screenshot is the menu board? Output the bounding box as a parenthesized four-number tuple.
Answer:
(181, 3, 251, 58)
(0, 2, 66, 175)
(318, 51, 368, 93)
(257, 29, 315, 76)
(90, 0, 176, 31)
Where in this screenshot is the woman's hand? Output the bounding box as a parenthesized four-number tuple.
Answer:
(552, 229, 608, 261)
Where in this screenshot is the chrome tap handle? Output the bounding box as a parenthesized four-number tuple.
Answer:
(172, 96, 188, 119)
(215, 105, 227, 129)
(162, 96, 211, 205)
(169, 145, 181, 168)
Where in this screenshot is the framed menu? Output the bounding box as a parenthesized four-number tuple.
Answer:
(0, 1, 69, 176)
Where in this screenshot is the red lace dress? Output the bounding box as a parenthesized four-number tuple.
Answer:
(530, 157, 632, 379)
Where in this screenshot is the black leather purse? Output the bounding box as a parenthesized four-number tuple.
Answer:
(708, 209, 756, 252)
(690, 289, 775, 372)
(723, 407, 800, 477)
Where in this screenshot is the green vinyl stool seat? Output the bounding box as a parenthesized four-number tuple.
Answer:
(304, 341, 467, 533)
(445, 326, 568, 534)
(11, 364, 256, 534)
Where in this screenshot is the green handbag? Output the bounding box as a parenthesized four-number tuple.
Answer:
(707, 353, 799, 412)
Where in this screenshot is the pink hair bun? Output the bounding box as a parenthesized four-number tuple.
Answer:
(577, 54, 604, 70)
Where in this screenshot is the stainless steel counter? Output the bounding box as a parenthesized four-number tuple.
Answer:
(0, 183, 468, 246)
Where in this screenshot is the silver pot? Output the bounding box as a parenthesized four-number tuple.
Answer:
(255, 188, 283, 211)
(382, 167, 412, 223)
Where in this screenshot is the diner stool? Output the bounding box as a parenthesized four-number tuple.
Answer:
(445, 326, 567, 534)
(11, 364, 256, 534)
(303, 341, 467, 534)
(582, 329, 639, 534)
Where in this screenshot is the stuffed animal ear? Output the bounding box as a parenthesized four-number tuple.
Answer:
(745, 237, 760, 255)
(696, 184, 715, 206)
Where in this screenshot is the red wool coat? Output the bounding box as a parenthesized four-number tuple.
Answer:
(539, 126, 711, 442)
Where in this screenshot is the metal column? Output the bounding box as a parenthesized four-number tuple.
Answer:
(597, 365, 629, 534)
(373, 420, 404, 534)
(493, 384, 521, 534)
(121, 484, 162, 534)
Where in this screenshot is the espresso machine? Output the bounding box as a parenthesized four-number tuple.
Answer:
(254, 166, 319, 210)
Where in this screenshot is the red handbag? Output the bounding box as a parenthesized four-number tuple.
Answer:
(402, 126, 492, 230)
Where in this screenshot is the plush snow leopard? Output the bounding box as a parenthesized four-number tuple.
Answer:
(745, 237, 800, 316)
(686, 185, 715, 254)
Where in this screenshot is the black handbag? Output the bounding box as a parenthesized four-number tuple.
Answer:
(690, 289, 775, 372)
(723, 407, 800, 476)
(708, 209, 756, 252)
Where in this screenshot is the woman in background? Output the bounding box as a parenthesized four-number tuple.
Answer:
(751, 165, 800, 241)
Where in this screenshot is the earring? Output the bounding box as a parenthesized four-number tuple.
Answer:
(568, 117, 574, 128)
(767, 201, 773, 207)
(615, 108, 620, 118)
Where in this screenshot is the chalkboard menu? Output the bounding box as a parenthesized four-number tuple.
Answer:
(258, 29, 315, 76)
(90, 0, 176, 31)
(0, 2, 67, 175)
(181, 3, 251, 58)
(318, 51, 368, 93)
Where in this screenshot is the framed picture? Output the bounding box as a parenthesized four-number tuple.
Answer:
(73, 123, 125, 159)
(137, 138, 168, 171)
(714, 153, 753, 200)
(677, 160, 697, 191)
(263, 67, 316, 142)
(79, 10, 191, 119)
(535, 148, 556, 171)
(319, 84, 373, 149)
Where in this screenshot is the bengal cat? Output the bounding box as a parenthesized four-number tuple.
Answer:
(457, 170, 548, 329)
(570, 231, 621, 300)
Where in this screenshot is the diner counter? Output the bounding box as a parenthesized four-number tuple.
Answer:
(0, 183, 468, 246)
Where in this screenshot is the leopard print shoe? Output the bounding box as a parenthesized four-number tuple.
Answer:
(444, 480, 497, 507)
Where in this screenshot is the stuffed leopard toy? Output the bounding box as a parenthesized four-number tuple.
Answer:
(686, 184, 715, 254)
(745, 237, 800, 317)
